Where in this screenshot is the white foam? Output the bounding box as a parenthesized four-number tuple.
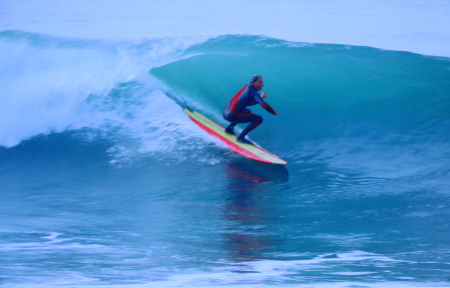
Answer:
(0, 36, 201, 148)
(1, 249, 448, 287)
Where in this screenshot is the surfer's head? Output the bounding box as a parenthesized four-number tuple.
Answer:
(250, 75, 264, 91)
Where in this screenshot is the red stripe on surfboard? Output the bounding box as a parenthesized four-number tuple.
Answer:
(188, 115, 275, 164)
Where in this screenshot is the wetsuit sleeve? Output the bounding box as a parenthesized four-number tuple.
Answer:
(262, 102, 276, 114)
(252, 91, 276, 114)
(252, 92, 265, 105)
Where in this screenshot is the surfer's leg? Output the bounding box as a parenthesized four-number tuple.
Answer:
(225, 122, 237, 134)
(236, 115, 263, 143)
(225, 108, 262, 143)
(223, 103, 238, 134)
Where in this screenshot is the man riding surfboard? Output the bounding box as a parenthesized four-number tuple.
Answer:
(223, 75, 279, 145)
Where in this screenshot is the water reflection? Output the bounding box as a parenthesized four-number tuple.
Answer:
(222, 160, 288, 262)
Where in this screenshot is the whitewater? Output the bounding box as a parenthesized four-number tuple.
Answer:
(1, 1, 450, 287)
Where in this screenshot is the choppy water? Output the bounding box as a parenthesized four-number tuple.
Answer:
(1, 3, 450, 287)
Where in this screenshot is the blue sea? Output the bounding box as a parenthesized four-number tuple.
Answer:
(1, 1, 450, 287)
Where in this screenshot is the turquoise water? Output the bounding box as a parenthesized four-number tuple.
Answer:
(1, 32, 450, 287)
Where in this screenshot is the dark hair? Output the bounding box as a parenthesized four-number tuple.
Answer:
(250, 75, 262, 83)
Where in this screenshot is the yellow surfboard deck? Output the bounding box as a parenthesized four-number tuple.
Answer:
(184, 108, 287, 165)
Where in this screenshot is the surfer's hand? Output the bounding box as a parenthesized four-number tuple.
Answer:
(261, 92, 267, 98)
(274, 110, 279, 115)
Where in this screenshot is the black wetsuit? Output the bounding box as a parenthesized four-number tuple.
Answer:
(223, 85, 276, 141)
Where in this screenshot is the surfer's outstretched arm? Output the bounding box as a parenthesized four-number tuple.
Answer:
(255, 92, 279, 115)
(261, 102, 278, 115)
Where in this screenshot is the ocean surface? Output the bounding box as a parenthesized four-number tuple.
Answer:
(1, 1, 450, 287)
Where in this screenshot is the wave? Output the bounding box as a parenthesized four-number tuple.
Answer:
(152, 35, 450, 170)
(1, 32, 450, 179)
(2, 32, 450, 286)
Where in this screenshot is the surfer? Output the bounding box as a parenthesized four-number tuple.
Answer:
(223, 75, 279, 145)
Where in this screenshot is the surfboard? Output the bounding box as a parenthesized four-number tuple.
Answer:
(184, 108, 287, 165)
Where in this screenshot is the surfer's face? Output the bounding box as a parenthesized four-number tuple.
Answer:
(253, 77, 264, 91)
